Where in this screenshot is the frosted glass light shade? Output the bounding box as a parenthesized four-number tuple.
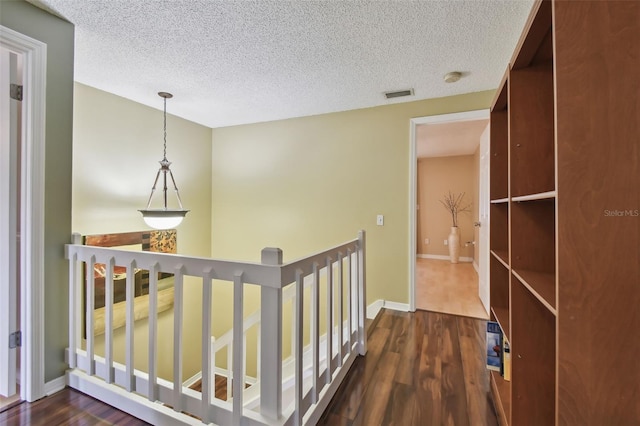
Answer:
(139, 209, 188, 230)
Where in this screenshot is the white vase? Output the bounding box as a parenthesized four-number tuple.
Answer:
(448, 226, 460, 263)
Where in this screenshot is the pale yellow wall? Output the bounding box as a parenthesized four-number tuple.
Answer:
(72, 83, 212, 379)
(416, 155, 476, 259)
(210, 91, 494, 306)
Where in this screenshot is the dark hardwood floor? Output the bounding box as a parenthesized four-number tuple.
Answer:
(0, 386, 149, 425)
(0, 309, 497, 425)
(319, 309, 498, 425)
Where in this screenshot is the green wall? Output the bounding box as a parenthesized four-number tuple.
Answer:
(0, 0, 74, 382)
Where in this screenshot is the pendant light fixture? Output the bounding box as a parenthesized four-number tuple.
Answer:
(139, 92, 189, 229)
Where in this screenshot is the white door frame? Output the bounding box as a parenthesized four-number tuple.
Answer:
(408, 109, 490, 312)
(0, 25, 47, 402)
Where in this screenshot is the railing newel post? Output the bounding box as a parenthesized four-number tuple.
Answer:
(259, 247, 283, 420)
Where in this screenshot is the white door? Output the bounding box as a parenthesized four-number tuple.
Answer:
(478, 124, 490, 314)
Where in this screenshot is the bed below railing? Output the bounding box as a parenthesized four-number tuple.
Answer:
(65, 230, 366, 425)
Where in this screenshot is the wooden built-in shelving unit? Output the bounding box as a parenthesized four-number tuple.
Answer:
(488, 1, 639, 424)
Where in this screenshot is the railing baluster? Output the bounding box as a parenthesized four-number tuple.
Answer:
(105, 256, 115, 383)
(173, 265, 185, 412)
(337, 252, 344, 366)
(346, 249, 353, 352)
(294, 270, 304, 426)
(227, 345, 232, 401)
(325, 256, 333, 384)
(125, 260, 136, 392)
(148, 262, 159, 402)
(358, 230, 367, 355)
(201, 269, 213, 422)
(232, 273, 244, 425)
(67, 234, 81, 369)
(86, 255, 96, 376)
(312, 263, 320, 403)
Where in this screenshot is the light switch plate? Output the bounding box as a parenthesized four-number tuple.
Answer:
(376, 215, 384, 226)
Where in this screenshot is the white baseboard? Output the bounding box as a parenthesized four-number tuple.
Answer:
(366, 300, 384, 319)
(417, 254, 473, 262)
(366, 299, 410, 319)
(473, 261, 479, 274)
(44, 375, 66, 396)
(383, 301, 410, 312)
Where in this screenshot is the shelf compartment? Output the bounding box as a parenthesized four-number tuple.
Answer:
(490, 76, 509, 201)
(510, 199, 555, 308)
(490, 370, 511, 426)
(512, 269, 556, 313)
(511, 278, 556, 426)
(490, 202, 509, 255)
(509, 59, 555, 197)
(490, 255, 510, 341)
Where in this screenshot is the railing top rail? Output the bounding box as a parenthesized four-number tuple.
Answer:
(66, 230, 363, 289)
(65, 244, 283, 288)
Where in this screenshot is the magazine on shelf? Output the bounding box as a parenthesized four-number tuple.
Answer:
(503, 339, 511, 381)
(486, 321, 502, 371)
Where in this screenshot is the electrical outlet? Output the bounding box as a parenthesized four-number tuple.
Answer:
(425, 238, 430, 244)
(444, 239, 448, 246)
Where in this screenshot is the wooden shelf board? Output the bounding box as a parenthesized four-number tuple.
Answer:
(491, 307, 510, 342)
(491, 198, 509, 204)
(491, 250, 509, 268)
(512, 191, 556, 202)
(512, 269, 556, 313)
(491, 370, 511, 426)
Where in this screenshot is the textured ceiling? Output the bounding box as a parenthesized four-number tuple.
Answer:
(417, 119, 489, 158)
(29, 0, 533, 129)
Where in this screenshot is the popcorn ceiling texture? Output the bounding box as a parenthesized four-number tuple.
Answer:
(31, 0, 533, 128)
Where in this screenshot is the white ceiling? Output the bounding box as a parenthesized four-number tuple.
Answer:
(417, 119, 489, 158)
(29, 0, 533, 130)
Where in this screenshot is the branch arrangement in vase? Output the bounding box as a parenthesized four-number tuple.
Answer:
(440, 191, 472, 227)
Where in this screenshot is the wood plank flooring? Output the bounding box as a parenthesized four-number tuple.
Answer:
(319, 309, 498, 425)
(1, 310, 497, 425)
(0, 387, 149, 425)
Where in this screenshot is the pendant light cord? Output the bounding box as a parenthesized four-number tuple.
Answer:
(163, 96, 168, 161)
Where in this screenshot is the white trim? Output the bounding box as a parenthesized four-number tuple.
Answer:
(44, 376, 66, 396)
(382, 301, 410, 312)
(473, 260, 479, 274)
(416, 254, 473, 262)
(409, 109, 490, 314)
(366, 300, 384, 319)
(0, 25, 47, 403)
(366, 299, 411, 319)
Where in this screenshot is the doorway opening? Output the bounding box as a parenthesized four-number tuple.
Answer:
(409, 110, 490, 318)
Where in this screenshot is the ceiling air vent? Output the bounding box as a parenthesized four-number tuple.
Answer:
(384, 89, 414, 99)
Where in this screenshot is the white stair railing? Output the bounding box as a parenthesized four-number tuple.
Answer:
(66, 230, 366, 425)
